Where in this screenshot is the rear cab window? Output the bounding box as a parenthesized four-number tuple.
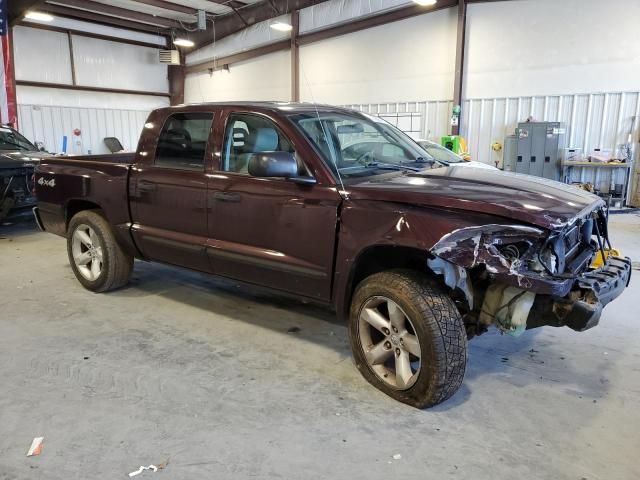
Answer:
(155, 112, 214, 171)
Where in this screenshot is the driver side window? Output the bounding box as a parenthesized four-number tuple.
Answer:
(222, 113, 306, 175)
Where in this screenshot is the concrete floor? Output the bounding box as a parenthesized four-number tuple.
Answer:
(1, 214, 639, 480)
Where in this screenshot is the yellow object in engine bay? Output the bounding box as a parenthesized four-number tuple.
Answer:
(591, 248, 621, 268)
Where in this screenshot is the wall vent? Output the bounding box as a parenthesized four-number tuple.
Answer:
(159, 50, 180, 65)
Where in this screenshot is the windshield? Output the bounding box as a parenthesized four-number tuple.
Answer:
(418, 141, 464, 164)
(290, 112, 441, 179)
(0, 127, 37, 151)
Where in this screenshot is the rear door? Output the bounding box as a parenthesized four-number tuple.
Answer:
(206, 110, 341, 301)
(130, 110, 214, 272)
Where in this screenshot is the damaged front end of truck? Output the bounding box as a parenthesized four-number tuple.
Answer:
(427, 208, 632, 338)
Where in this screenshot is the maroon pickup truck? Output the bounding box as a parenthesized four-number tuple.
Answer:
(34, 102, 631, 408)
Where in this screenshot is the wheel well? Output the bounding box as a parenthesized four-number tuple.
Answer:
(344, 245, 435, 318)
(66, 200, 102, 227)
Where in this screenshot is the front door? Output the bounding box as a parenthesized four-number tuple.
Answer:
(130, 111, 214, 272)
(206, 111, 341, 301)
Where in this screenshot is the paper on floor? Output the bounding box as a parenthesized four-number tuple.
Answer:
(128, 465, 158, 477)
(26, 437, 44, 457)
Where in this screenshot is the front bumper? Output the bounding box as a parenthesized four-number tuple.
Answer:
(527, 257, 632, 332)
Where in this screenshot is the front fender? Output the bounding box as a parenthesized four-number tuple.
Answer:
(331, 200, 511, 319)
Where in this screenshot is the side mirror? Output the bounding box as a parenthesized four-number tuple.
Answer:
(248, 152, 316, 185)
(35, 142, 46, 152)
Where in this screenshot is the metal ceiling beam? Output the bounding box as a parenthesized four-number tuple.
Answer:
(16, 21, 166, 48)
(206, 0, 248, 9)
(40, 3, 171, 33)
(266, 0, 281, 15)
(46, 0, 185, 29)
(7, 0, 45, 25)
(297, 0, 457, 46)
(187, 0, 459, 75)
(228, 4, 250, 27)
(192, 0, 327, 50)
(185, 39, 290, 75)
(129, 0, 198, 15)
(16, 80, 170, 97)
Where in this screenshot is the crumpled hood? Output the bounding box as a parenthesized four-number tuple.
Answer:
(348, 165, 603, 230)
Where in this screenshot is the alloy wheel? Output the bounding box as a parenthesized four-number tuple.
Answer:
(71, 224, 103, 281)
(358, 296, 422, 390)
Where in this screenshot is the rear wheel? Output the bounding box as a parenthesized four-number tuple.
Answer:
(349, 269, 467, 408)
(67, 210, 133, 292)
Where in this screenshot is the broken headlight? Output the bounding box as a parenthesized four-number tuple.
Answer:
(431, 224, 545, 274)
(496, 241, 533, 263)
(528, 247, 558, 274)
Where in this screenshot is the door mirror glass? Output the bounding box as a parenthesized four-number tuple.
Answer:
(248, 151, 298, 178)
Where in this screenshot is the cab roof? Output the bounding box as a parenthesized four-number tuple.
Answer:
(163, 101, 361, 115)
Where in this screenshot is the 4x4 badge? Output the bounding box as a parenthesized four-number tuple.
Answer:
(38, 177, 56, 188)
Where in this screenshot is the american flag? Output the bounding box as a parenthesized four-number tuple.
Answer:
(0, 0, 17, 127)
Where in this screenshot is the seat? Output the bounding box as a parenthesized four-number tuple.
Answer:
(235, 127, 279, 174)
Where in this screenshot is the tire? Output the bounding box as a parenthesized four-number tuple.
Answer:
(67, 210, 133, 292)
(349, 269, 467, 408)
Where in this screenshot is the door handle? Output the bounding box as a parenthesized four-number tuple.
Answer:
(214, 192, 241, 203)
(138, 181, 156, 192)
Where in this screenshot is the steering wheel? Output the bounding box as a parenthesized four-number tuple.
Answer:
(166, 128, 192, 150)
(355, 151, 375, 166)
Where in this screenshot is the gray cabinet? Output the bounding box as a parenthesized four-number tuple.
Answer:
(503, 134, 517, 172)
(515, 122, 565, 181)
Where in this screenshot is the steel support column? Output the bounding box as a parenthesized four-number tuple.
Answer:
(291, 10, 300, 102)
(452, 0, 466, 136)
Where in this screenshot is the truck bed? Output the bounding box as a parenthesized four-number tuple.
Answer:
(35, 153, 134, 244)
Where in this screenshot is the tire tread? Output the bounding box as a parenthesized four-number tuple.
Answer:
(350, 269, 467, 408)
(67, 210, 133, 292)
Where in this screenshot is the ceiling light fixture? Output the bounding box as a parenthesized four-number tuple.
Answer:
(270, 22, 293, 32)
(24, 11, 54, 22)
(413, 0, 437, 6)
(173, 38, 195, 48)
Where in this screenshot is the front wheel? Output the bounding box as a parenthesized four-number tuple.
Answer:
(67, 210, 133, 292)
(349, 270, 468, 408)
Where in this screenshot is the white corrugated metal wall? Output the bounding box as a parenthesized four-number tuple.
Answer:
(13, 23, 168, 155)
(18, 105, 151, 155)
(347, 90, 640, 193)
(343, 101, 454, 142)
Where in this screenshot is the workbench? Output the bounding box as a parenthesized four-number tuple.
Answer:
(562, 161, 632, 205)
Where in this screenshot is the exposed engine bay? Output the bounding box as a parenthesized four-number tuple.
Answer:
(427, 206, 632, 338)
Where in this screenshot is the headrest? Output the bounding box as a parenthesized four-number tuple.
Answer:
(232, 128, 247, 146)
(253, 127, 278, 152)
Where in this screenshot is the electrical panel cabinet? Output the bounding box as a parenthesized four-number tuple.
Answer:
(515, 122, 565, 181)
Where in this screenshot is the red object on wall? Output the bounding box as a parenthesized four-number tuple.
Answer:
(73, 128, 82, 136)
(0, 2, 18, 128)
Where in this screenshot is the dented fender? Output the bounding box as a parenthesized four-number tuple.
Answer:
(331, 200, 524, 318)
